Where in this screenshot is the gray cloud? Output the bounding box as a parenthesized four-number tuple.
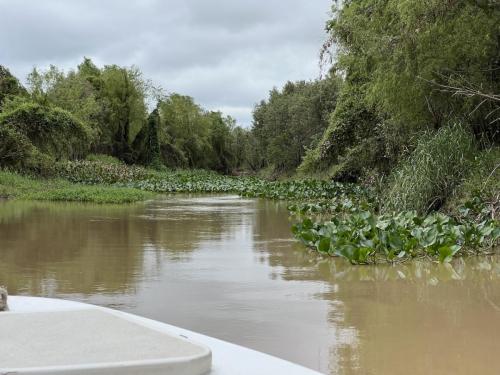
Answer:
(0, 0, 332, 126)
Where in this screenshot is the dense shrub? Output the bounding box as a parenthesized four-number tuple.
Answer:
(159, 142, 189, 169)
(298, 84, 379, 178)
(383, 124, 476, 213)
(22, 149, 57, 177)
(0, 102, 91, 160)
(0, 126, 33, 169)
(326, 137, 385, 182)
(0, 126, 55, 176)
(446, 147, 500, 219)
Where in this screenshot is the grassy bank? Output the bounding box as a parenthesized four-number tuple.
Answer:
(0, 171, 154, 204)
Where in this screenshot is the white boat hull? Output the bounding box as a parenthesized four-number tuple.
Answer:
(3, 296, 323, 375)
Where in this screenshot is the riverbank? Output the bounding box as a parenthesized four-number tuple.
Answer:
(0, 171, 153, 204)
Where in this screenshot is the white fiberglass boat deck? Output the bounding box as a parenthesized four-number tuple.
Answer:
(2, 296, 323, 375)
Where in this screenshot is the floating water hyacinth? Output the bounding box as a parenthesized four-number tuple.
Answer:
(291, 203, 499, 264)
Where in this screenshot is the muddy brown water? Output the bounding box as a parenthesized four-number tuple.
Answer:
(0, 195, 499, 374)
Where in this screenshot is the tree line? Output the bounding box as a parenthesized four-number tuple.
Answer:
(253, 0, 499, 180)
(0, 58, 251, 174)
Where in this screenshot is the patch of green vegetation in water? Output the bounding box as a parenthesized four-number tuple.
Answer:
(290, 196, 499, 264)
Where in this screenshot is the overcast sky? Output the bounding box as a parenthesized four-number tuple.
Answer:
(0, 0, 332, 127)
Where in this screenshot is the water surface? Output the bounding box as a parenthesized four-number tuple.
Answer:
(0, 196, 499, 374)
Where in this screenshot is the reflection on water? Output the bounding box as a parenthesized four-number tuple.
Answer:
(0, 196, 499, 374)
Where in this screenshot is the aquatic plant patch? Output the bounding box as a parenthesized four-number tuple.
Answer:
(56, 161, 151, 185)
(115, 168, 367, 201)
(291, 207, 500, 264)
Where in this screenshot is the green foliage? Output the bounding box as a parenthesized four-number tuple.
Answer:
(292, 208, 499, 265)
(45, 69, 102, 137)
(0, 126, 33, 169)
(0, 60, 254, 175)
(383, 124, 476, 213)
(157, 94, 243, 172)
(206, 112, 236, 174)
(252, 76, 341, 175)
(333, 0, 498, 130)
(231, 126, 253, 170)
(126, 171, 366, 200)
(56, 160, 151, 184)
(52, 160, 365, 201)
(0, 65, 26, 108)
(24, 60, 151, 163)
(446, 146, 500, 218)
(26, 65, 64, 106)
(100, 65, 148, 161)
(302, 0, 499, 178)
(299, 83, 378, 178)
(22, 185, 152, 204)
(158, 94, 211, 168)
(0, 102, 91, 160)
(132, 108, 161, 167)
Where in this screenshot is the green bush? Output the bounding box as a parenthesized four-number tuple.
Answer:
(0, 102, 91, 160)
(446, 147, 500, 218)
(326, 137, 385, 182)
(383, 124, 476, 213)
(0, 126, 33, 169)
(298, 84, 378, 177)
(0, 126, 56, 176)
(23, 150, 57, 177)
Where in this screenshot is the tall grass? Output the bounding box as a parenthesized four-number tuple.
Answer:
(383, 124, 476, 213)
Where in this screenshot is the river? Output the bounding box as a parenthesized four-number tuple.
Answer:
(0, 195, 499, 374)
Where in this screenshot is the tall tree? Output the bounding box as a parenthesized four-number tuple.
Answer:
(0, 66, 26, 108)
(251, 76, 341, 175)
(100, 65, 148, 162)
